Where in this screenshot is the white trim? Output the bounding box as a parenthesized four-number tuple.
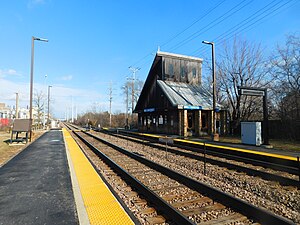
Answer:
(157, 51, 203, 62)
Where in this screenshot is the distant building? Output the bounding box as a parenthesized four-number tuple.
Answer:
(0, 101, 51, 130)
(134, 51, 227, 137)
(0, 103, 12, 119)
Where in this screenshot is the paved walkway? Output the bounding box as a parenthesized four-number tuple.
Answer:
(0, 130, 79, 225)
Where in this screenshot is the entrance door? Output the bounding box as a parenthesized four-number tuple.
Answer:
(187, 111, 195, 136)
(201, 111, 208, 134)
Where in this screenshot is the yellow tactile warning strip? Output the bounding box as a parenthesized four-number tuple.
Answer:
(133, 132, 297, 162)
(174, 138, 297, 161)
(62, 128, 134, 225)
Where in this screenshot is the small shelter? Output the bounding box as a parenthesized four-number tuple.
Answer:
(134, 51, 227, 137)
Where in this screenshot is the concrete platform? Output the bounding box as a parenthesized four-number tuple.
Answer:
(0, 130, 78, 225)
(0, 128, 135, 225)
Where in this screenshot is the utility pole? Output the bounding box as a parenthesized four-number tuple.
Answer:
(126, 83, 129, 129)
(75, 105, 78, 120)
(71, 96, 74, 123)
(129, 66, 140, 127)
(15, 92, 19, 119)
(109, 81, 112, 127)
(66, 106, 69, 122)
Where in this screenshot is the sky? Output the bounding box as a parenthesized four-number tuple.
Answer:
(0, 0, 299, 119)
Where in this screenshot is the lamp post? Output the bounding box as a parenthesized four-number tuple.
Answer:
(47, 85, 52, 125)
(43, 74, 47, 129)
(202, 40, 218, 141)
(29, 36, 48, 140)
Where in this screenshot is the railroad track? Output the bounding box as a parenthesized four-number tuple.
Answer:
(101, 129, 299, 187)
(63, 123, 295, 225)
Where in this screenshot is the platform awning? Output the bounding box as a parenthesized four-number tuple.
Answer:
(157, 80, 223, 110)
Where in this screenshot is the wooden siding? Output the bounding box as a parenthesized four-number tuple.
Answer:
(163, 57, 201, 85)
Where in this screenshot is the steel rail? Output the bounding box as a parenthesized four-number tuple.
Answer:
(84, 131, 295, 225)
(113, 130, 298, 175)
(73, 130, 195, 225)
(104, 131, 299, 187)
(68, 129, 141, 224)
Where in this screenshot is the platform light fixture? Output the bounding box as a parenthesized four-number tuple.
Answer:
(202, 40, 218, 141)
(29, 36, 48, 140)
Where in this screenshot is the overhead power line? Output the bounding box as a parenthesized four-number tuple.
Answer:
(167, 0, 253, 52)
(129, 1, 227, 69)
(127, 0, 298, 77)
(193, 0, 296, 57)
(160, 0, 227, 49)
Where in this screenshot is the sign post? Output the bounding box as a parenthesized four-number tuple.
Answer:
(238, 86, 270, 146)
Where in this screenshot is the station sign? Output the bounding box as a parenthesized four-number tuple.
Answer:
(239, 88, 265, 96)
(183, 106, 202, 110)
(144, 108, 155, 112)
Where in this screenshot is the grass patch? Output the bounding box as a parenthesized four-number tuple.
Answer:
(0, 130, 45, 166)
(0, 132, 23, 166)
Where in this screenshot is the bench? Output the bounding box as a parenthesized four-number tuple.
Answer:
(10, 119, 32, 144)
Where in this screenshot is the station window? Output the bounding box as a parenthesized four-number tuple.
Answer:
(168, 63, 174, 77)
(180, 66, 186, 78)
(192, 68, 197, 78)
(159, 115, 163, 125)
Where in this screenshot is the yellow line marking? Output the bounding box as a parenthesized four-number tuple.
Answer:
(123, 130, 297, 161)
(62, 128, 134, 225)
(174, 139, 297, 161)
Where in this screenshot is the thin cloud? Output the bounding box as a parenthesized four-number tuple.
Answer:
(27, 0, 46, 9)
(60, 75, 73, 81)
(0, 77, 107, 118)
(0, 69, 21, 78)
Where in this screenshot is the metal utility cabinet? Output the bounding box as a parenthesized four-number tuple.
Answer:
(241, 122, 262, 146)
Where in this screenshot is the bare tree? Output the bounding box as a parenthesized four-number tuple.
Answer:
(34, 90, 46, 129)
(269, 34, 300, 121)
(266, 34, 300, 139)
(121, 78, 144, 127)
(215, 37, 269, 133)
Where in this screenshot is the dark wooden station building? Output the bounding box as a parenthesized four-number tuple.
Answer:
(134, 51, 227, 137)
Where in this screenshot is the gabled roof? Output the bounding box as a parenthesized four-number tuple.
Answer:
(157, 80, 223, 110)
(135, 51, 203, 111)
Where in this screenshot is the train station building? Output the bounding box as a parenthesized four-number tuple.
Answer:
(134, 51, 227, 137)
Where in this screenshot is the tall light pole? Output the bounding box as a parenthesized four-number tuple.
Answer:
(47, 85, 52, 125)
(43, 74, 47, 129)
(202, 40, 218, 141)
(29, 36, 48, 139)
